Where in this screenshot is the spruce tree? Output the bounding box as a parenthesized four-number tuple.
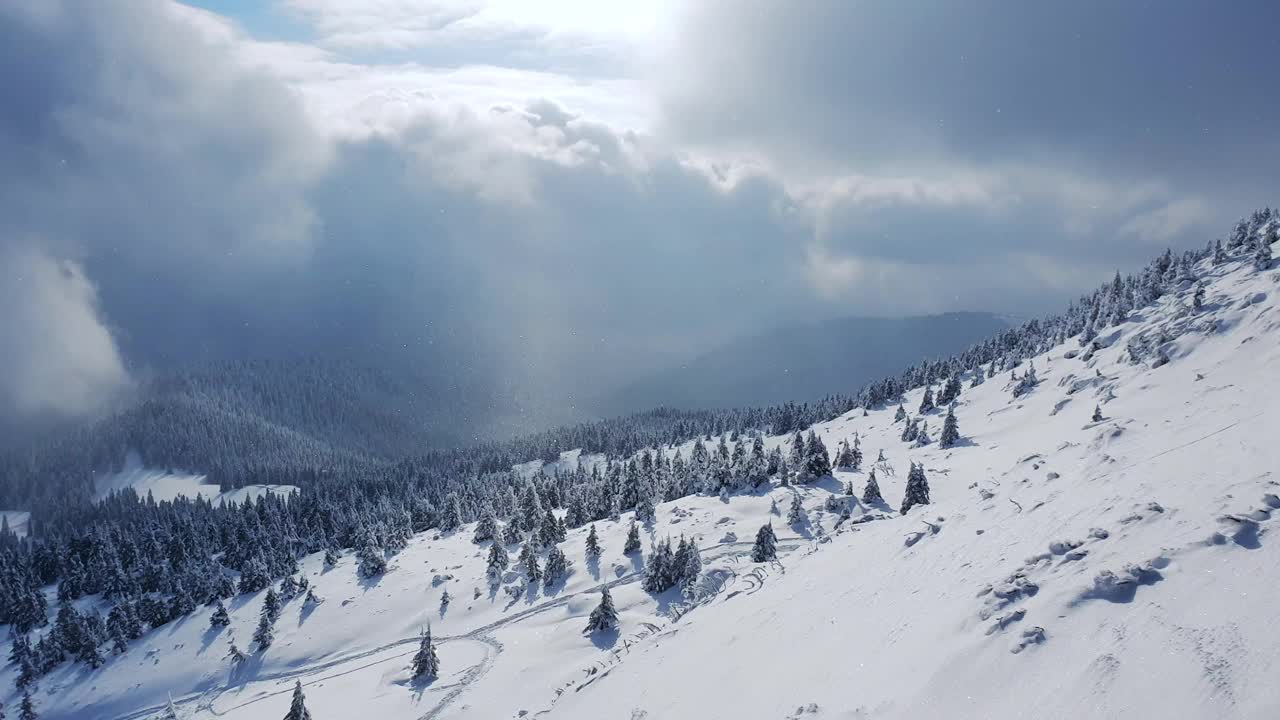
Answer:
(623, 519, 641, 555)
(786, 493, 806, 526)
(894, 403, 907, 422)
(804, 432, 831, 479)
(519, 543, 541, 583)
(583, 587, 618, 634)
(1092, 404, 1104, 422)
(1256, 230, 1275, 271)
(502, 521, 522, 546)
(19, 691, 35, 720)
(585, 524, 602, 561)
(253, 604, 274, 651)
(751, 524, 777, 562)
(473, 507, 498, 544)
(938, 405, 960, 449)
(411, 626, 440, 681)
(226, 642, 246, 665)
(322, 547, 339, 568)
(284, 680, 313, 720)
(1192, 282, 1205, 310)
(209, 601, 230, 629)
(544, 546, 571, 588)
(900, 462, 931, 515)
(918, 386, 936, 414)
(485, 541, 509, 583)
(262, 586, 281, 623)
(862, 468, 883, 505)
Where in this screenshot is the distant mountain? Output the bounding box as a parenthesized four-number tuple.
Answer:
(601, 312, 1008, 412)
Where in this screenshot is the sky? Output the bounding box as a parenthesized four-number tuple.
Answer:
(2, 0, 1278, 433)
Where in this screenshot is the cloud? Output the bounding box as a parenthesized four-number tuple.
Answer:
(0, 244, 129, 420)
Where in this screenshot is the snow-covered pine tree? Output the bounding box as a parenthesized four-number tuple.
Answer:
(1255, 229, 1274, 270)
(900, 416, 917, 443)
(789, 431, 805, 471)
(209, 601, 230, 629)
(623, 519, 641, 555)
(473, 507, 498, 544)
(357, 533, 387, 578)
(1092, 404, 1104, 422)
(411, 626, 440, 681)
(519, 542, 541, 583)
(583, 586, 618, 634)
(786, 493, 806, 526)
(641, 538, 676, 592)
(635, 484, 656, 525)
(486, 540, 509, 585)
(262, 586, 281, 623)
(284, 680, 313, 720)
(19, 691, 36, 720)
(900, 462, 931, 515)
(540, 507, 565, 547)
(502, 521, 522, 546)
(440, 589, 451, 611)
(913, 420, 931, 447)
(226, 642, 246, 665)
(303, 588, 322, 606)
(833, 440, 855, 470)
(863, 468, 883, 505)
(252, 609, 273, 651)
(1212, 238, 1227, 264)
(544, 546, 571, 588)
(894, 403, 907, 422)
(805, 431, 831, 479)
(1193, 281, 1205, 310)
(751, 524, 777, 562)
(322, 546, 339, 568)
(279, 575, 298, 600)
(918, 386, 936, 414)
(585, 524, 602, 561)
(938, 405, 960, 449)
(439, 492, 463, 532)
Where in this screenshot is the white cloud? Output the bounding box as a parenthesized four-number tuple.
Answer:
(0, 244, 130, 419)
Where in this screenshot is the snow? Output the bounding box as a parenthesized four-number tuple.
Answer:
(7, 255, 1280, 719)
(93, 451, 297, 506)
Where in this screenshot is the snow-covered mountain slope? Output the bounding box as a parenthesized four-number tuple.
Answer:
(92, 452, 298, 506)
(7, 251, 1279, 719)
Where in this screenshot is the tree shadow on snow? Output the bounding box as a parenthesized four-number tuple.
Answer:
(587, 556, 601, 581)
(199, 622, 226, 655)
(588, 627, 620, 651)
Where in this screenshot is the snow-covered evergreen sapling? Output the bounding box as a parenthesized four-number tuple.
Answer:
(19, 691, 36, 720)
(226, 642, 246, 664)
(1092, 404, 1104, 422)
(252, 608, 274, 651)
(786, 493, 806, 526)
(411, 626, 440, 681)
(284, 680, 312, 720)
(938, 405, 960, 449)
(584, 586, 618, 634)
(439, 589, 451, 610)
(486, 540, 509, 584)
(863, 469, 883, 505)
(209, 601, 230, 629)
(751, 524, 778, 562)
(918, 386, 936, 414)
(543, 546, 571, 588)
(623, 519, 642, 555)
(585, 523, 602, 561)
(900, 462, 931, 515)
(1192, 282, 1205, 310)
(894, 404, 907, 423)
(519, 543, 541, 583)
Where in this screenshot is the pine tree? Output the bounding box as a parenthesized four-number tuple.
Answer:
(894, 404, 907, 423)
(585, 524, 602, 561)
(900, 462, 931, 515)
(918, 386, 935, 414)
(322, 547, 339, 568)
(303, 588, 322, 606)
(543, 546, 571, 588)
(411, 626, 440, 681)
(18, 691, 35, 720)
(502, 521, 522, 546)
(583, 587, 618, 634)
(253, 606, 274, 651)
(284, 680, 313, 720)
(1212, 238, 1227, 264)
(938, 405, 960, 449)
(356, 533, 387, 578)
(788, 432, 806, 471)
(862, 468, 883, 505)
(804, 431, 831, 479)
(1254, 230, 1274, 271)
(519, 543, 541, 583)
(1192, 281, 1205, 310)
(473, 507, 498, 544)
(439, 589, 451, 612)
(226, 642, 246, 665)
(641, 538, 677, 592)
(1092, 404, 1104, 422)
(262, 586, 281, 623)
(751, 524, 777, 562)
(913, 420, 931, 447)
(485, 541, 509, 583)
(209, 601, 230, 629)
(623, 519, 641, 555)
(786, 493, 806, 526)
